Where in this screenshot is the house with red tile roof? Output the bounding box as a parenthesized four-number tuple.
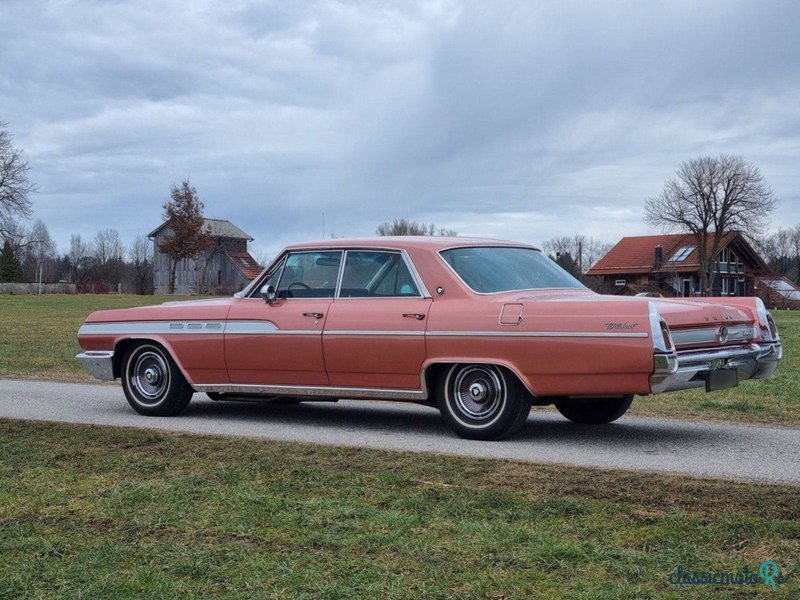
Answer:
(149, 218, 263, 295)
(587, 232, 769, 297)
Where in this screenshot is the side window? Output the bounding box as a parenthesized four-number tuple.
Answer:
(276, 251, 342, 299)
(339, 251, 420, 297)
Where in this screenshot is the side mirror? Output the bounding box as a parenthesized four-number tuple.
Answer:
(260, 284, 277, 304)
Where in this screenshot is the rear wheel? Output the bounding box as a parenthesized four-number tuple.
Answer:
(437, 364, 531, 440)
(121, 343, 193, 416)
(554, 395, 633, 424)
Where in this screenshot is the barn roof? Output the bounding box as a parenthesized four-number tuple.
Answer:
(226, 250, 262, 280)
(148, 218, 253, 241)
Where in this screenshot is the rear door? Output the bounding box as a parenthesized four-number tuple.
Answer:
(323, 250, 431, 389)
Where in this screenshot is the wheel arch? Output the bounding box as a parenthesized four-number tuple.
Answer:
(422, 359, 537, 400)
(113, 337, 193, 384)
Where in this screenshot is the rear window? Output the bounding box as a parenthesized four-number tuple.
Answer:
(440, 246, 584, 293)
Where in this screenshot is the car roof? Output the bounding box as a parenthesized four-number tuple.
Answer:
(284, 236, 540, 252)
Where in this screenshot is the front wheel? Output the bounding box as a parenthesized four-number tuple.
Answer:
(437, 364, 531, 440)
(554, 395, 633, 424)
(121, 343, 193, 416)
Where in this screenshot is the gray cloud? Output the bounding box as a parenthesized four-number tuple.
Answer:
(1, 0, 799, 259)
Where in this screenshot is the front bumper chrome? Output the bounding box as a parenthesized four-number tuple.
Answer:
(650, 342, 782, 394)
(76, 351, 115, 381)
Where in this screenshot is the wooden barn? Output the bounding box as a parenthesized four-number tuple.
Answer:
(149, 219, 262, 295)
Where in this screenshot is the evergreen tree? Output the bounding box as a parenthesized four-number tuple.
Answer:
(0, 238, 23, 282)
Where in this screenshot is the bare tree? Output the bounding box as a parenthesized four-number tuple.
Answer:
(644, 154, 775, 295)
(129, 234, 153, 295)
(757, 228, 794, 277)
(93, 228, 124, 287)
(0, 121, 36, 240)
(542, 235, 612, 274)
(68, 234, 89, 284)
(791, 225, 800, 284)
(251, 247, 271, 267)
(20, 219, 57, 287)
(93, 228, 123, 264)
(32, 219, 56, 283)
(158, 179, 213, 294)
(376, 218, 457, 236)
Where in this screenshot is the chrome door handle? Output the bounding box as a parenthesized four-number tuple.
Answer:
(402, 313, 425, 320)
(303, 312, 324, 319)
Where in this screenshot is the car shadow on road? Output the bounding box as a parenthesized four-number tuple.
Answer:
(176, 397, 727, 448)
(182, 398, 447, 435)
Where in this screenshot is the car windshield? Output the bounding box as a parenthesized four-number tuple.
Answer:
(440, 246, 584, 293)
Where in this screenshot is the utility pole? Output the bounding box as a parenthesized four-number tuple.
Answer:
(322, 212, 325, 239)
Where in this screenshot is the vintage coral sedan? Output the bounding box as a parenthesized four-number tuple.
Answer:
(76, 237, 782, 439)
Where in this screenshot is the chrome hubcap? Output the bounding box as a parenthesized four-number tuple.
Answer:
(144, 367, 159, 384)
(469, 382, 488, 402)
(453, 366, 503, 420)
(131, 350, 170, 405)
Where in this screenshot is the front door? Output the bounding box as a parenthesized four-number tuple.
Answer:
(225, 250, 341, 386)
(322, 250, 431, 389)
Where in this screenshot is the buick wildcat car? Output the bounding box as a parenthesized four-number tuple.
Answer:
(76, 237, 782, 440)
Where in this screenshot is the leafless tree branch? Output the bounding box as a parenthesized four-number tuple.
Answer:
(0, 121, 36, 240)
(644, 154, 775, 294)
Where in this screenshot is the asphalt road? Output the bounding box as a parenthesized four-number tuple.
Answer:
(2, 378, 798, 485)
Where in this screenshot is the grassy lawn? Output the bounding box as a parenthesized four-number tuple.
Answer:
(0, 419, 797, 599)
(0, 294, 798, 426)
(0, 294, 199, 381)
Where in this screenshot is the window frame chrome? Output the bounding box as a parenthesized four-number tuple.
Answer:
(335, 249, 425, 299)
(245, 245, 432, 300)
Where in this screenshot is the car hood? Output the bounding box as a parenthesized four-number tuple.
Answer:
(84, 297, 236, 323)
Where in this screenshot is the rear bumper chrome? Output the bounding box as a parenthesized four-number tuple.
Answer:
(650, 342, 782, 394)
(76, 351, 115, 381)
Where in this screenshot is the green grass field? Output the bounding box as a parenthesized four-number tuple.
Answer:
(0, 419, 797, 599)
(0, 294, 199, 380)
(1, 293, 798, 426)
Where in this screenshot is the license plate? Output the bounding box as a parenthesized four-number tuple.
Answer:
(705, 368, 739, 392)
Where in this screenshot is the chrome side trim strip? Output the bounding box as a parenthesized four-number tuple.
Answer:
(426, 330, 648, 338)
(80, 321, 648, 339)
(193, 383, 428, 401)
(79, 321, 320, 336)
(227, 329, 319, 336)
(79, 321, 229, 335)
(323, 330, 425, 336)
(224, 321, 278, 334)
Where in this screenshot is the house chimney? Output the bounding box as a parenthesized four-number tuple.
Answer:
(654, 245, 663, 270)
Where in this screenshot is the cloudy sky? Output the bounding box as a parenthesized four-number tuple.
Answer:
(2, 0, 799, 259)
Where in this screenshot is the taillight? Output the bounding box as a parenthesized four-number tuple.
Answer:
(767, 314, 778, 340)
(754, 298, 778, 341)
(660, 321, 673, 350)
